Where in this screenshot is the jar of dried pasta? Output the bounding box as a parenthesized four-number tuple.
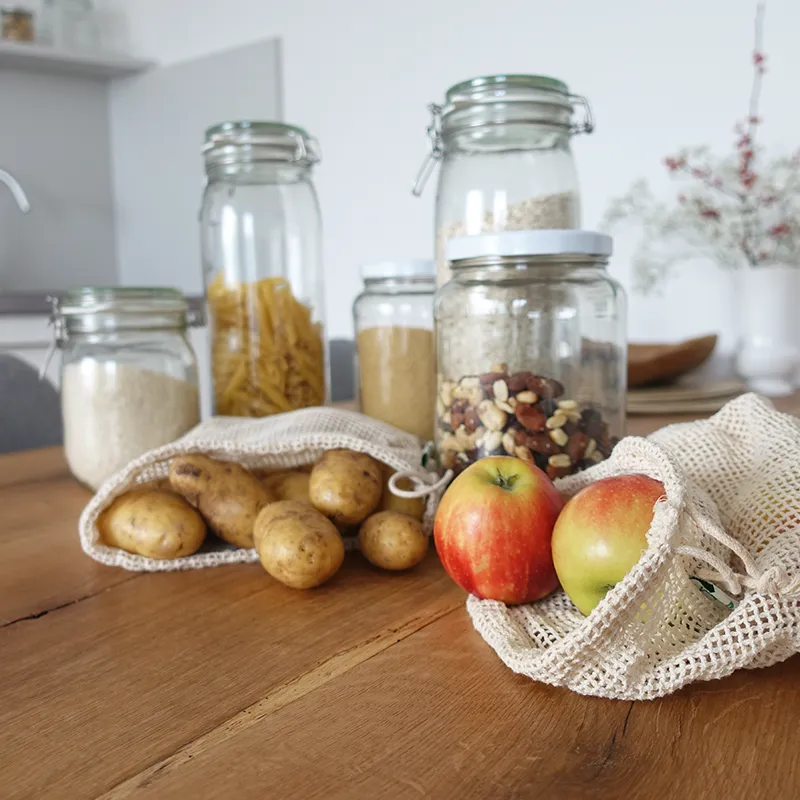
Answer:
(200, 121, 327, 416)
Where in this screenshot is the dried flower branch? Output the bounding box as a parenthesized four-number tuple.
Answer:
(602, 2, 800, 293)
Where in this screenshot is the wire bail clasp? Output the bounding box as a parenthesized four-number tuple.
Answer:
(39, 295, 64, 381)
(569, 93, 595, 135)
(411, 103, 444, 197)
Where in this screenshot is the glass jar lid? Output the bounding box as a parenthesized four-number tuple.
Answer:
(361, 259, 435, 281)
(52, 287, 194, 335)
(203, 121, 321, 169)
(412, 74, 593, 196)
(42, 287, 194, 376)
(446, 230, 613, 263)
(442, 74, 580, 136)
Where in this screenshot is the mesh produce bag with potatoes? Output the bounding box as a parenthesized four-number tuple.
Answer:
(79, 407, 446, 572)
(468, 393, 800, 700)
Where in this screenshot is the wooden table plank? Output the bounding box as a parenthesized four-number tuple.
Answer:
(106, 610, 629, 799)
(0, 477, 135, 625)
(108, 610, 800, 800)
(0, 552, 463, 800)
(0, 445, 69, 489)
(4, 393, 800, 799)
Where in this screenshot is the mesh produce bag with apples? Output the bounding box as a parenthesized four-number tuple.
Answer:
(79, 407, 446, 572)
(468, 393, 800, 700)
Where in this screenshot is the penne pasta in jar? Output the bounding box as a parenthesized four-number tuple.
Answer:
(200, 121, 327, 417)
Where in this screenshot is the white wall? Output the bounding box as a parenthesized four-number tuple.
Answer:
(108, 0, 800, 361)
(110, 38, 283, 295)
(0, 69, 117, 292)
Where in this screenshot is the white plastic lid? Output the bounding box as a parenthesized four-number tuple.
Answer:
(361, 259, 435, 280)
(446, 230, 613, 262)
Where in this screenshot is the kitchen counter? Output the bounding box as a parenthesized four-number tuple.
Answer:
(2, 404, 799, 799)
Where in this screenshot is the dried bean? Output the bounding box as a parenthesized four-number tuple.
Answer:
(479, 372, 507, 392)
(515, 403, 546, 432)
(463, 406, 480, 434)
(507, 371, 534, 393)
(518, 431, 560, 456)
(566, 431, 589, 462)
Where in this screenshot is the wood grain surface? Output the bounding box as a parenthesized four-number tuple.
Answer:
(1, 401, 798, 800)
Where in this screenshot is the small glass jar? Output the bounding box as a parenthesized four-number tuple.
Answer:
(412, 74, 594, 286)
(200, 121, 326, 417)
(353, 260, 436, 441)
(2, 7, 34, 41)
(435, 230, 626, 478)
(49, 288, 201, 492)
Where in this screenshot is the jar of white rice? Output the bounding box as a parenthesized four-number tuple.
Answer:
(49, 287, 201, 491)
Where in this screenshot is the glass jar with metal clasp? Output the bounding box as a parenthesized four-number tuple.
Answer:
(200, 121, 327, 418)
(44, 287, 201, 491)
(411, 74, 595, 287)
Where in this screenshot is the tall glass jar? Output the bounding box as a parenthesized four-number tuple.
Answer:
(200, 121, 326, 417)
(435, 231, 626, 479)
(50, 287, 200, 491)
(353, 260, 436, 441)
(412, 74, 594, 286)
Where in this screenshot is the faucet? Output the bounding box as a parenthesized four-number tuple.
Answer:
(0, 168, 30, 213)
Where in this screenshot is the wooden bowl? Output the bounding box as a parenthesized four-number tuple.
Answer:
(628, 335, 718, 388)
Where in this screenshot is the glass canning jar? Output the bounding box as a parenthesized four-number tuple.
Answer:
(435, 230, 626, 479)
(412, 74, 594, 287)
(353, 260, 436, 441)
(48, 287, 201, 491)
(200, 121, 326, 417)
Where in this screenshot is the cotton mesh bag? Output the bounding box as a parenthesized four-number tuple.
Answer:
(468, 393, 800, 700)
(79, 407, 446, 572)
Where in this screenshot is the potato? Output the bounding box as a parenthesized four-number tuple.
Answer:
(98, 489, 206, 559)
(358, 511, 429, 571)
(169, 454, 274, 548)
(309, 449, 383, 525)
(254, 500, 345, 589)
(263, 470, 311, 504)
(130, 476, 176, 494)
(379, 471, 425, 521)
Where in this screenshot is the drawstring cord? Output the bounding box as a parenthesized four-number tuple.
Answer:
(388, 469, 453, 499)
(676, 509, 800, 598)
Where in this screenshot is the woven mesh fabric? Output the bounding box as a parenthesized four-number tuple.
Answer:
(79, 408, 438, 572)
(467, 394, 800, 700)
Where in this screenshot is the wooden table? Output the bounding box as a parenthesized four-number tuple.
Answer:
(2, 403, 800, 800)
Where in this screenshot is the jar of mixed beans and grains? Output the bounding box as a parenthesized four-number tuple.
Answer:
(435, 230, 626, 479)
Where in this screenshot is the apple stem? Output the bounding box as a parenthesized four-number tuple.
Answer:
(493, 470, 519, 491)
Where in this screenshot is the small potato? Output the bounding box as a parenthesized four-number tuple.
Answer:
(125, 476, 177, 495)
(379, 471, 425, 521)
(309, 449, 383, 526)
(263, 470, 311, 504)
(254, 500, 345, 589)
(358, 511, 429, 571)
(98, 490, 206, 559)
(169, 454, 274, 548)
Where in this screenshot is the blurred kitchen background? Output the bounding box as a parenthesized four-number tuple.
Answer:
(1, 0, 799, 439)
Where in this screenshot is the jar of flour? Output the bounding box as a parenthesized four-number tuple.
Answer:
(48, 287, 201, 491)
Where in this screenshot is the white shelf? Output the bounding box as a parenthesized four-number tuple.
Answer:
(0, 39, 154, 79)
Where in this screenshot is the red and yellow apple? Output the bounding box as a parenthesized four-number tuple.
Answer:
(551, 474, 665, 616)
(434, 456, 564, 605)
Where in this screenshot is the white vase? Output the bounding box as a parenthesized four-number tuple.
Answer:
(735, 265, 800, 397)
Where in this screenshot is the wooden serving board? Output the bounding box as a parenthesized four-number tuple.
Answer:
(627, 381, 747, 416)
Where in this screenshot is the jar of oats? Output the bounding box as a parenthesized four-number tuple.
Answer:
(435, 230, 626, 479)
(411, 74, 595, 286)
(49, 288, 201, 491)
(353, 260, 436, 442)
